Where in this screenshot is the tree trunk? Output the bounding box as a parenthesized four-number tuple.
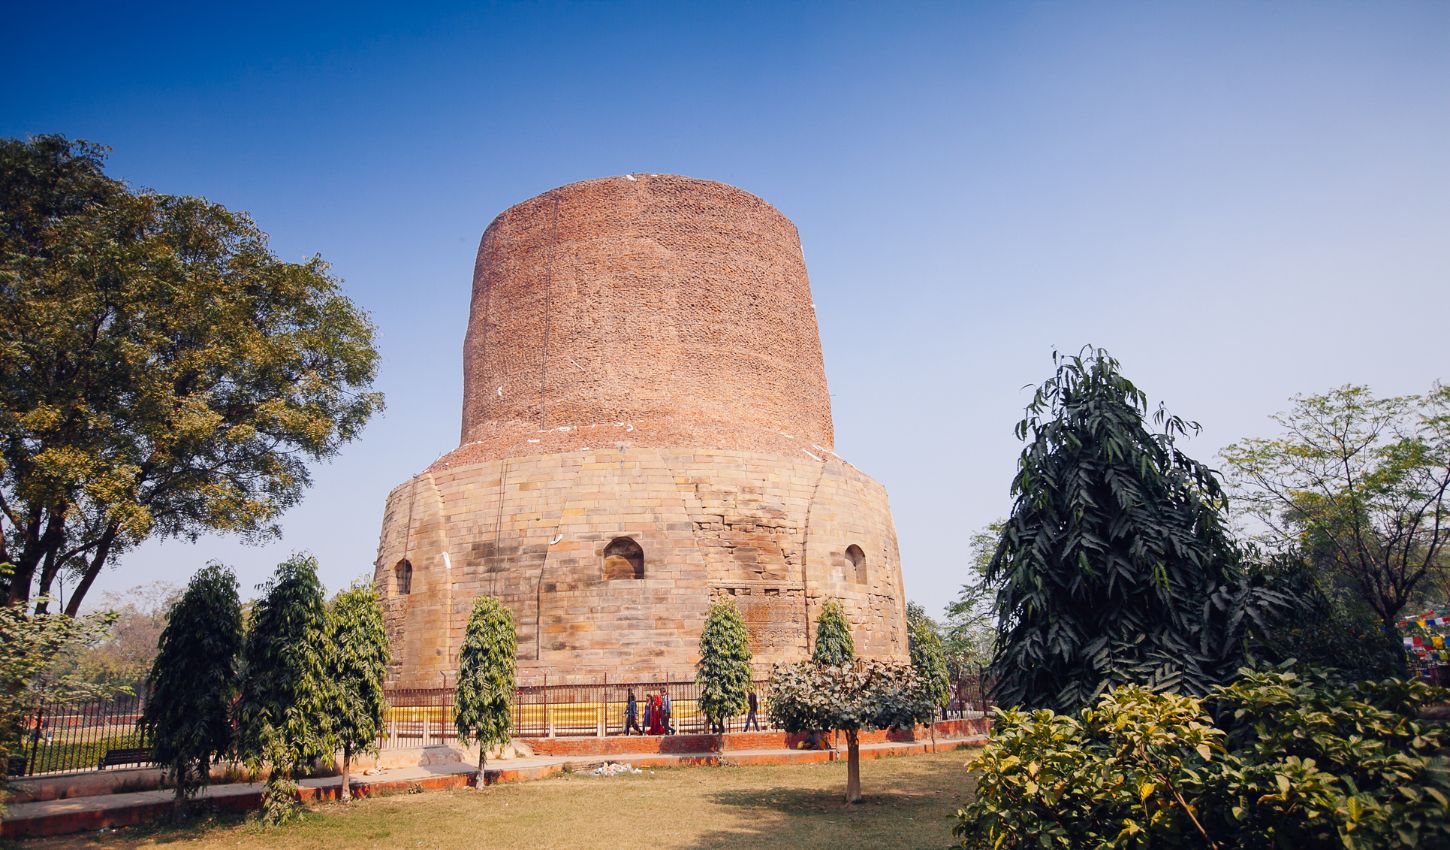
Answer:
(341, 746, 351, 801)
(63, 526, 117, 616)
(476, 743, 487, 786)
(845, 729, 862, 804)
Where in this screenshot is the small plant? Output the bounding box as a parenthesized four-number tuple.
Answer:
(324, 581, 390, 801)
(455, 596, 517, 778)
(696, 599, 753, 733)
(767, 659, 935, 802)
(811, 599, 855, 666)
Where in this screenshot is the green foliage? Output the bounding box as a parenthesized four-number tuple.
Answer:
(943, 522, 1002, 675)
(140, 563, 243, 801)
(696, 599, 753, 730)
(1247, 548, 1406, 679)
(455, 596, 517, 772)
(324, 581, 389, 798)
(1222, 384, 1450, 628)
(0, 135, 383, 612)
(0, 564, 114, 804)
(766, 660, 936, 736)
(811, 599, 855, 666)
(954, 672, 1450, 850)
(235, 554, 335, 814)
(990, 348, 1279, 712)
(906, 603, 951, 710)
(60, 582, 176, 693)
(259, 737, 302, 827)
(768, 659, 936, 802)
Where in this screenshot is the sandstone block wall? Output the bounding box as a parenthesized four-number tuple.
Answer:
(376, 446, 906, 686)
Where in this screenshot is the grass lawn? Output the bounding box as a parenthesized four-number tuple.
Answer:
(23, 748, 981, 850)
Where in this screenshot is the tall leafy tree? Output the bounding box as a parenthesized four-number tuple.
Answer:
(906, 603, 951, 718)
(324, 581, 389, 801)
(0, 136, 383, 612)
(1222, 384, 1450, 629)
(455, 595, 517, 777)
(767, 659, 935, 803)
(140, 563, 242, 802)
(811, 598, 855, 666)
(989, 348, 1272, 713)
(696, 599, 753, 733)
(235, 554, 335, 824)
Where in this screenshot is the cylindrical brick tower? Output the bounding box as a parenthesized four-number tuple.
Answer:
(375, 175, 907, 686)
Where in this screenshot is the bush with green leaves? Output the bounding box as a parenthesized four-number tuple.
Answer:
(696, 599, 753, 733)
(455, 595, 517, 776)
(324, 581, 389, 801)
(767, 659, 936, 803)
(140, 563, 243, 803)
(811, 598, 855, 666)
(235, 554, 335, 825)
(954, 671, 1450, 850)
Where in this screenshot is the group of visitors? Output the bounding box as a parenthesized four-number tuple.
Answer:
(622, 687, 762, 735)
(623, 687, 673, 735)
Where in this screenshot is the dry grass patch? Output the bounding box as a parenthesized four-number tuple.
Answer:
(21, 748, 980, 850)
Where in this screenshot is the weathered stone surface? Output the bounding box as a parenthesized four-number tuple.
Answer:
(375, 175, 907, 687)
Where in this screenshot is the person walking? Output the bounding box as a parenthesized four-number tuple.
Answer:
(624, 688, 643, 736)
(744, 689, 760, 732)
(660, 688, 674, 735)
(647, 692, 664, 735)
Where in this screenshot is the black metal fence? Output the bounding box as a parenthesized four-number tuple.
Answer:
(7, 673, 995, 778)
(7, 692, 149, 778)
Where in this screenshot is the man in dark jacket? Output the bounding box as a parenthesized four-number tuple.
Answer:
(624, 688, 643, 735)
(744, 689, 761, 731)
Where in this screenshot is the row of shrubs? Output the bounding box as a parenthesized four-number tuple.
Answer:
(955, 669, 1450, 850)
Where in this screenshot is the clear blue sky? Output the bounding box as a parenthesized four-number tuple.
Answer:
(4, 1, 1448, 617)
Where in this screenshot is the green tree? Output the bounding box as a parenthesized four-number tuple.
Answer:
(811, 598, 855, 666)
(766, 659, 935, 803)
(139, 563, 242, 803)
(324, 581, 390, 801)
(0, 564, 114, 806)
(1245, 547, 1406, 679)
(0, 136, 383, 612)
(906, 603, 951, 718)
(48, 581, 176, 693)
(1222, 384, 1450, 630)
(990, 348, 1275, 713)
(235, 554, 335, 824)
(696, 599, 753, 733)
(455, 596, 517, 777)
(943, 521, 1003, 684)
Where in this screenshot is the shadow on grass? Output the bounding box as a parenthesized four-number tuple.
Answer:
(682, 758, 970, 850)
(7, 806, 253, 850)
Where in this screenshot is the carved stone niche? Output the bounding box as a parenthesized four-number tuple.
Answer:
(712, 583, 805, 655)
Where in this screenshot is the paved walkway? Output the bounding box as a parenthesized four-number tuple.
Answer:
(1, 735, 987, 839)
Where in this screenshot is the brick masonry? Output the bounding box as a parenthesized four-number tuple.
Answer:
(375, 175, 908, 687)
